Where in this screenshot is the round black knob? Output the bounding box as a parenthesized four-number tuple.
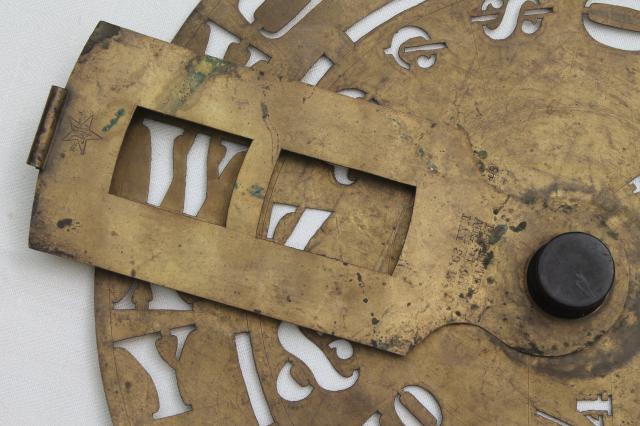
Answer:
(527, 232, 615, 319)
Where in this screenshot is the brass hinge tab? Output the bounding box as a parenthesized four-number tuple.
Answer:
(27, 86, 67, 170)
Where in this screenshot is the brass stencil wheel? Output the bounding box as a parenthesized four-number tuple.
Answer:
(92, 1, 640, 424)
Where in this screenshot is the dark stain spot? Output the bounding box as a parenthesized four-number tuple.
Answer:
(489, 225, 508, 245)
(57, 218, 73, 229)
(483, 251, 494, 268)
(356, 272, 365, 288)
(82, 22, 120, 56)
(522, 190, 537, 205)
(371, 318, 380, 325)
(474, 150, 488, 160)
(466, 287, 476, 298)
(510, 221, 527, 233)
(286, 296, 292, 302)
(261, 103, 269, 119)
(131, 269, 136, 278)
(363, 298, 368, 303)
(125, 381, 132, 391)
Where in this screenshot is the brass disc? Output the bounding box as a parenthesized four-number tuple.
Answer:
(96, 1, 640, 424)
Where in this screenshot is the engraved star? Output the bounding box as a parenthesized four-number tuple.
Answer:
(63, 114, 102, 154)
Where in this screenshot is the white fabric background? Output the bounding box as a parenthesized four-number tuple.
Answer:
(1, 0, 638, 424)
(0, 1, 198, 424)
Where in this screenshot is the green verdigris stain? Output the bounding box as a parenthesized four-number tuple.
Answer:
(102, 108, 125, 132)
(249, 184, 264, 198)
(189, 72, 207, 91)
(171, 56, 237, 112)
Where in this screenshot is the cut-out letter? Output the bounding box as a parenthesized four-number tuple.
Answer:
(276, 362, 314, 402)
(470, 0, 552, 40)
(205, 22, 241, 59)
(238, 0, 267, 23)
(245, 46, 272, 67)
(144, 119, 184, 207)
(267, 204, 298, 239)
(345, 0, 427, 43)
(284, 209, 333, 250)
(277, 322, 359, 391)
(583, 0, 640, 51)
(184, 133, 211, 216)
(259, 0, 323, 39)
(394, 386, 443, 426)
(535, 410, 571, 426)
(632, 176, 640, 194)
(235, 333, 275, 426)
(300, 55, 334, 86)
(113, 327, 195, 419)
(148, 285, 193, 311)
(219, 140, 250, 176)
(384, 26, 446, 70)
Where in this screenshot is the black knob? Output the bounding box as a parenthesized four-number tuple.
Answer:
(527, 232, 615, 319)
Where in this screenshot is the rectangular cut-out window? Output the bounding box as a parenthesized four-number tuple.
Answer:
(110, 108, 251, 226)
(258, 151, 415, 275)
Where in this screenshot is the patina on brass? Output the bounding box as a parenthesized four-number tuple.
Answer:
(25, 0, 640, 423)
(98, 0, 640, 422)
(96, 270, 633, 425)
(28, 22, 637, 359)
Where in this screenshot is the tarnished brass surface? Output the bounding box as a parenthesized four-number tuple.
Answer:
(28, 22, 638, 358)
(96, 268, 637, 425)
(172, 0, 640, 200)
(23, 0, 640, 423)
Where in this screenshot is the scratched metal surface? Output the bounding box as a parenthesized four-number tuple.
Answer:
(88, 1, 640, 425)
